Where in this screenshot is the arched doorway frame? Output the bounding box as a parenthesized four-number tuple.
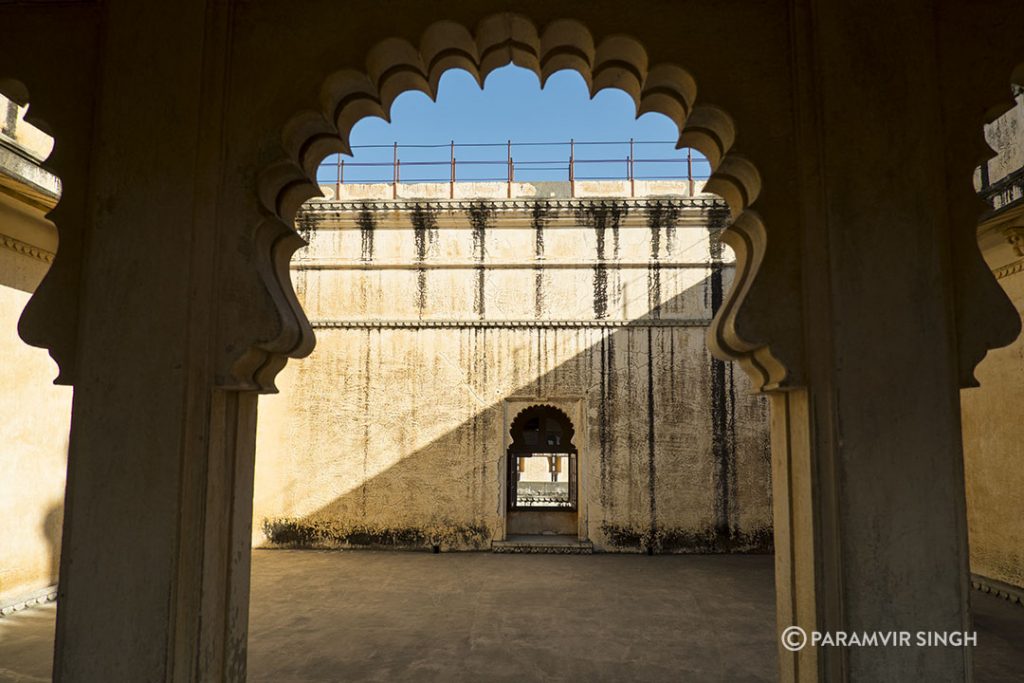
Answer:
(505, 403, 582, 538)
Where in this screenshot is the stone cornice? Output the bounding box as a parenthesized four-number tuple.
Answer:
(0, 232, 54, 263)
(310, 318, 711, 329)
(972, 573, 1024, 607)
(292, 259, 732, 271)
(0, 584, 58, 616)
(301, 196, 725, 216)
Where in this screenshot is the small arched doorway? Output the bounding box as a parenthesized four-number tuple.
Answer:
(506, 405, 579, 537)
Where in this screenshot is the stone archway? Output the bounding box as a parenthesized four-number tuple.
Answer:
(256, 11, 799, 676)
(261, 15, 782, 393)
(4, 3, 1024, 682)
(505, 404, 580, 537)
(221, 14, 1024, 678)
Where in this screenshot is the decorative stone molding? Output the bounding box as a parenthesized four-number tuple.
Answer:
(1004, 226, 1024, 257)
(293, 259, 728, 271)
(0, 584, 57, 617)
(303, 196, 723, 215)
(0, 232, 53, 263)
(971, 574, 1024, 607)
(310, 318, 712, 330)
(261, 12, 786, 392)
(993, 256, 1024, 280)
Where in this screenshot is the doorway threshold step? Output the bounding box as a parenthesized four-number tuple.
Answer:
(491, 535, 593, 554)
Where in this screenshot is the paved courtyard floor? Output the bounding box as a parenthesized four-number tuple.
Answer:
(0, 551, 1021, 681)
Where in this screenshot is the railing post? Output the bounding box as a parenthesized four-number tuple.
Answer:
(507, 139, 512, 198)
(393, 141, 399, 199)
(687, 147, 694, 196)
(335, 154, 342, 199)
(629, 138, 635, 197)
(569, 138, 575, 198)
(450, 140, 455, 199)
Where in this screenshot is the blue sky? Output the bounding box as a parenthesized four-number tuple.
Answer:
(318, 65, 706, 184)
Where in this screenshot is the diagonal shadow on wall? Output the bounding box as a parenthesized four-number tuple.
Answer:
(254, 263, 772, 554)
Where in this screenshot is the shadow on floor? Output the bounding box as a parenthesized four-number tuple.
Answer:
(1, 553, 1021, 682)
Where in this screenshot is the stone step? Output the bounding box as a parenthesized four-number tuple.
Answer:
(491, 534, 594, 554)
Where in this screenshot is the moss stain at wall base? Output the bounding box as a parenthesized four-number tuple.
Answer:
(255, 198, 773, 558)
(261, 518, 492, 551)
(600, 523, 773, 554)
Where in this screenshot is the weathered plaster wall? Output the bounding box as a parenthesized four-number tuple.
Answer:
(0, 95, 69, 605)
(961, 96, 1024, 594)
(0, 248, 69, 605)
(961, 269, 1024, 590)
(963, 207, 1024, 592)
(253, 184, 771, 552)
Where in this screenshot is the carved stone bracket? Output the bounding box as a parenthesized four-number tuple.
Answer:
(1004, 225, 1024, 257)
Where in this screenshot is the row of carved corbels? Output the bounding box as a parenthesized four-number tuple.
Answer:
(253, 12, 788, 393)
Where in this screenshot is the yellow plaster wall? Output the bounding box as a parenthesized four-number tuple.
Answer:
(253, 190, 772, 552)
(0, 246, 70, 604)
(962, 265, 1024, 590)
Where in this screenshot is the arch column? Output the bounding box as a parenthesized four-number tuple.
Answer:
(5, 1, 304, 680)
(739, 2, 1024, 681)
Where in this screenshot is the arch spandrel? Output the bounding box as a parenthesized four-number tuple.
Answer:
(933, 7, 1024, 386)
(1, 6, 101, 386)
(245, 11, 800, 393)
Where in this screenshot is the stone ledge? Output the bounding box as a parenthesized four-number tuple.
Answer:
(310, 319, 713, 329)
(0, 232, 54, 263)
(303, 195, 724, 215)
(492, 536, 594, 554)
(0, 585, 57, 617)
(972, 573, 1024, 607)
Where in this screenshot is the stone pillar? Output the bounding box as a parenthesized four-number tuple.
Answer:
(32, 3, 272, 680)
(767, 2, 1020, 680)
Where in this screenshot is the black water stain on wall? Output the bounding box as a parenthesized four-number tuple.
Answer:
(532, 202, 551, 318)
(598, 333, 616, 507)
(646, 327, 658, 548)
(645, 203, 679, 319)
(357, 208, 375, 262)
(576, 203, 628, 319)
(600, 523, 773, 554)
(411, 206, 438, 314)
(706, 204, 737, 542)
(467, 203, 494, 319)
(292, 212, 320, 302)
(295, 210, 318, 245)
(594, 238, 608, 318)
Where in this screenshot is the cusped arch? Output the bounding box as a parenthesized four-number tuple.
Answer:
(508, 404, 577, 455)
(252, 11, 788, 392)
(0, 77, 79, 385)
(948, 61, 1024, 388)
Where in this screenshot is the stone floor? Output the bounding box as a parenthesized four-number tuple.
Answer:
(0, 551, 1021, 682)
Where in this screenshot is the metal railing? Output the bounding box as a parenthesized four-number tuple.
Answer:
(979, 165, 1024, 216)
(317, 139, 711, 199)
